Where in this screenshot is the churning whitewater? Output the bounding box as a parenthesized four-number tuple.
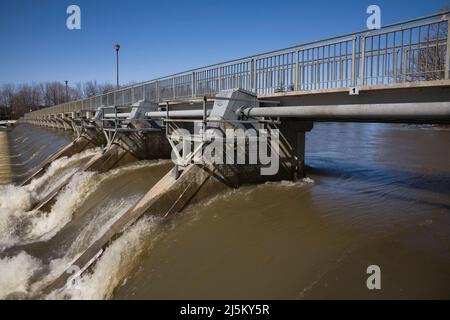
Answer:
(0, 148, 101, 250)
(0, 216, 161, 299)
(0, 124, 174, 299)
(0, 157, 171, 299)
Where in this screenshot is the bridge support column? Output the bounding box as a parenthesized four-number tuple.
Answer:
(279, 120, 313, 180)
(61, 118, 72, 131)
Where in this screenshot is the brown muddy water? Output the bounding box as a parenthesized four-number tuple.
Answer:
(0, 123, 449, 299)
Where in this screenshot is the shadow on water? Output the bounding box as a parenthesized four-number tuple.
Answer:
(306, 162, 450, 211)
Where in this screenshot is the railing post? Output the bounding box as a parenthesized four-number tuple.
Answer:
(156, 81, 160, 103)
(295, 48, 299, 91)
(192, 72, 196, 98)
(403, 49, 408, 82)
(351, 36, 357, 87)
(393, 48, 398, 80)
(251, 58, 256, 93)
(173, 77, 176, 99)
(114, 106, 117, 131)
(218, 67, 222, 91)
(203, 96, 207, 142)
(445, 19, 450, 79)
(360, 36, 366, 86)
(165, 101, 169, 138)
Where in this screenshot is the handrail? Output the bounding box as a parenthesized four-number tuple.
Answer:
(24, 11, 450, 120)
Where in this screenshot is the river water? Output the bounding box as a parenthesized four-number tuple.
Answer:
(0, 123, 449, 299)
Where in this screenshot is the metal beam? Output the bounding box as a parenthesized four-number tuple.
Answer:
(239, 102, 450, 121)
(146, 109, 211, 118)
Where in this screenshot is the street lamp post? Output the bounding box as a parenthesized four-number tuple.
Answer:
(65, 80, 68, 101)
(115, 43, 120, 89)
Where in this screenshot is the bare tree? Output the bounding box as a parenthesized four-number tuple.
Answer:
(0, 83, 15, 108)
(99, 83, 115, 94)
(0, 84, 15, 118)
(0, 80, 116, 117)
(12, 84, 42, 114)
(83, 80, 99, 97)
(73, 82, 84, 100)
(415, 6, 449, 80)
(41, 82, 67, 106)
(78, 81, 115, 97)
(61, 82, 83, 101)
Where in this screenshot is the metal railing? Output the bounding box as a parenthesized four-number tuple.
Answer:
(24, 11, 450, 120)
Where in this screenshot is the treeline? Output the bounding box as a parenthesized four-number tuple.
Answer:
(0, 81, 115, 119)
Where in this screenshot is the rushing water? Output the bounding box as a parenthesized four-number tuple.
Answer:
(0, 123, 449, 299)
(4, 125, 73, 183)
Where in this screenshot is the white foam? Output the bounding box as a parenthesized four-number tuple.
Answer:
(0, 184, 35, 213)
(0, 251, 42, 299)
(26, 171, 98, 242)
(0, 148, 102, 250)
(26, 196, 151, 298)
(27, 147, 101, 194)
(47, 216, 161, 300)
(0, 158, 171, 298)
(0, 147, 100, 212)
(261, 177, 315, 188)
(65, 195, 142, 259)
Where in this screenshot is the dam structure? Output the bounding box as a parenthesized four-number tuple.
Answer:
(3, 11, 450, 297)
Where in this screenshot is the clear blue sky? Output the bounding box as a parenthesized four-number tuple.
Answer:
(0, 0, 448, 86)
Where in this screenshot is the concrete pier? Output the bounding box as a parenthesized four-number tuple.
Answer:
(279, 120, 314, 180)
